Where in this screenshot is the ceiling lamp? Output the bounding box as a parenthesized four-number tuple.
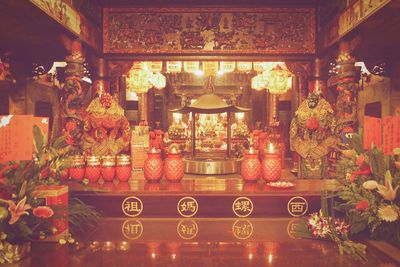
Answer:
(127, 67, 152, 93)
(251, 74, 265, 91)
(266, 64, 292, 94)
(127, 63, 166, 93)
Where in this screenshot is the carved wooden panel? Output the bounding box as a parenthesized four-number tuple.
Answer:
(104, 7, 315, 55)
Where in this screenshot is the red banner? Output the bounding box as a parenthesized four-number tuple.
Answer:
(383, 116, 400, 155)
(363, 116, 382, 150)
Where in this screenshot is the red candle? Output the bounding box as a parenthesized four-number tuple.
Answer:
(116, 154, 132, 182)
(164, 147, 184, 182)
(86, 156, 101, 182)
(101, 156, 116, 182)
(262, 143, 281, 182)
(69, 155, 85, 181)
(144, 148, 163, 182)
(241, 147, 261, 182)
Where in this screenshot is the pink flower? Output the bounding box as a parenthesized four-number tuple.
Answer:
(33, 206, 54, 219)
(355, 200, 369, 211)
(0, 196, 31, 224)
(355, 155, 365, 166)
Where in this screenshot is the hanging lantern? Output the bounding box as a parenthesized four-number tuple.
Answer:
(203, 61, 219, 76)
(149, 72, 166, 89)
(266, 64, 292, 95)
(220, 61, 236, 73)
(183, 61, 200, 73)
(253, 62, 270, 72)
(237, 62, 252, 72)
(127, 68, 152, 93)
(251, 74, 265, 91)
(167, 61, 182, 73)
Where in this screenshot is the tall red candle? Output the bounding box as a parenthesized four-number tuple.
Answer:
(116, 154, 132, 182)
(86, 155, 101, 182)
(262, 143, 281, 182)
(101, 155, 116, 182)
(69, 155, 85, 181)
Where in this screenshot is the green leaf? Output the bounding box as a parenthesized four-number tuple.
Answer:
(33, 125, 44, 153)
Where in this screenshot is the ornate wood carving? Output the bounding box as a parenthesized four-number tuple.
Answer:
(104, 7, 315, 55)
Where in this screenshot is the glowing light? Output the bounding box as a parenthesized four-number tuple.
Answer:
(267, 64, 292, 94)
(268, 143, 275, 153)
(195, 70, 204, 76)
(151, 252, 156, 259)
(268, 253, 273, 264)
(171, 253, 177, 260)
(217, 69, 225, 76)
(248, 253, 253, 260)
(173, 112, 182, 122)
(235, 112, 244, 120)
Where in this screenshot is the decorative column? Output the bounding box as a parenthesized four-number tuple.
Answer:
(60, 38, 86, 150)
(335, 41, 358, 135)
(93, 58, 108, 97)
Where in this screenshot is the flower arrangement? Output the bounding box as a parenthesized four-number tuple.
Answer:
(336, 134, 400, 247)
(0, 126, 99, 263)
(293, 196, 367, 261)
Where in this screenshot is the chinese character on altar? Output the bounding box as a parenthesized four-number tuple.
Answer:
(122, 196, 143, 217)
(232, 197, 254, 217)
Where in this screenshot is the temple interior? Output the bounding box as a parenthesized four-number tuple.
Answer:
(0, 0, 400, 266)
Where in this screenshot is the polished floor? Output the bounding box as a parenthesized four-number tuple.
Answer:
(8, 218, 400, 267)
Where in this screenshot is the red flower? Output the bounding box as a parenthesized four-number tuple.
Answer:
(357, 165, 372, 175)
(355, 200, 369, 211)
(306, 117, 319, 132)
(355, 155, 365, 166)
(349, 172, 358, 182)
(33, 206, 54, 219)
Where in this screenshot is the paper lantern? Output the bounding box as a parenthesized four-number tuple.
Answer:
(183, 61, 200, 73)
(167, 61, 182, 73)
(127, 68, 152, 93)
(251, 74, 265, 91)
(266, 64, 292, 95)
(203, 61, 219, 76)
(220, 61, 236, 73)
(253, 62, 270, 72)
(149, 72, 166, 89)
(237, 62, 252, 72)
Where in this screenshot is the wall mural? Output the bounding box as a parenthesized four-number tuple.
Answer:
(103, 8, 315, 55)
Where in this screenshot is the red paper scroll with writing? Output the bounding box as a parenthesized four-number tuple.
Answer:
(363, 116, 382, 150)
(383, 116, 400, 155)
(0, 115, 34, 162)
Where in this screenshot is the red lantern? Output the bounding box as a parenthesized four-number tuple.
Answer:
(241, 148, 261, 182)
(85, 156, 101, 183)
(69, 155, 85, 181)
(164, 148, 184, 182)
(101, 156, 116, 182)
(144, 148, 163, 182)
(262, 144, 281, 182)
(116, 154, 132, 182)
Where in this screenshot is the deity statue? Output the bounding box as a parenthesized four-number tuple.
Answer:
(290, 93, 336, 178)
(82, 93, 131, 156)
